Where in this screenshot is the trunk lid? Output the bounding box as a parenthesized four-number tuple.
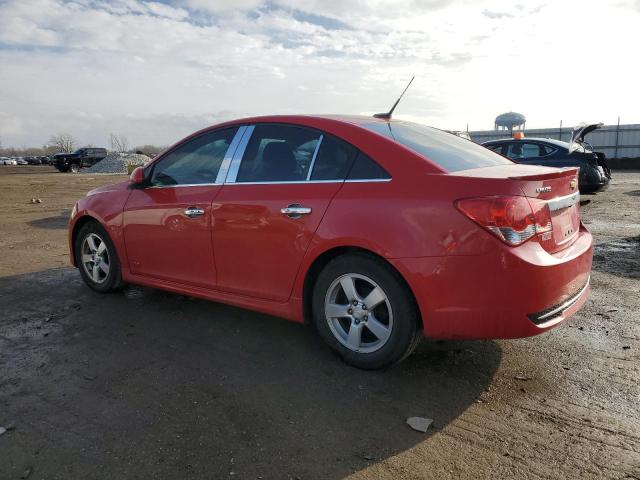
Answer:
(454, 164, 581, 253)
(512, 167, 581, 252)
(568, 122, 603, 153)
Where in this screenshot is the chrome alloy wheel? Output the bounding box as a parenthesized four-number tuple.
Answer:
(324, 273, 393, 353)
(81, 233, 110, 284)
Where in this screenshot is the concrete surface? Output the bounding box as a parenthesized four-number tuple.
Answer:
(0, 166, 638, 479)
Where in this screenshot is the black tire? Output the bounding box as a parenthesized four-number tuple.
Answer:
(74, 221, 123, 292)
(311, 254, 421, 369)
(69, 162, 80, 173)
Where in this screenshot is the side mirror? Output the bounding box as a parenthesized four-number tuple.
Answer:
(129, 166, 146, 186)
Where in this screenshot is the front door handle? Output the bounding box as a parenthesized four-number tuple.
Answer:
(184, 207, 205, 218)
(281, 204, 312, 219)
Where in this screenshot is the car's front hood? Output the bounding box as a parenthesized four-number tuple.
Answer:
(87, 180, 130, 197)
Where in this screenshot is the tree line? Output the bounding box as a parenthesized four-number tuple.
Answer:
(0, 133, 166, 158)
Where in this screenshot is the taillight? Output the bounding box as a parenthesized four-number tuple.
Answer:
(456, 196, 552, 246)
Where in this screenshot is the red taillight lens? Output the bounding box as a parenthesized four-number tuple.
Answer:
(456, 196, 552, 246)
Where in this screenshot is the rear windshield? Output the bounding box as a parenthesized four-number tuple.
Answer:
(363, 121, 514, 172)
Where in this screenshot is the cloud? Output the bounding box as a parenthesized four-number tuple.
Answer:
(0, 0, 638, 147)
(481, 9, 514, 19)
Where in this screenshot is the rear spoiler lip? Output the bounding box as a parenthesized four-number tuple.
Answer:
(508, 167, 579, 181)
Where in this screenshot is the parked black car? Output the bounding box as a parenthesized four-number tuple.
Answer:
(482, 123, 610, 193)
(54, 147, 107, 173)
(25, 156, 42, 165)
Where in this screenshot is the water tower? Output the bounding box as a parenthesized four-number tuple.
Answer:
(495, 112, 526, 133)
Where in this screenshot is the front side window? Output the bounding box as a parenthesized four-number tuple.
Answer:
(150, 127, 237, 186)
(485, 143, 505, 154)
(363, 121, 513, 172)
(237, 124, 321, 182)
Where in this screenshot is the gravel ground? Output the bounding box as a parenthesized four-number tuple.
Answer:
(83, 153, 151, 174)
(0, 166, 638, 480)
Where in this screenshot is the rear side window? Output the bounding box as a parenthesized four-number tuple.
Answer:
(364, 121, 513, 172)
(507, 142, 542, 159)
(521, 143, 541, 158)
(237, 124, 321, 182)
(310, 134, 357, 180)
(347, 153, 390, 180)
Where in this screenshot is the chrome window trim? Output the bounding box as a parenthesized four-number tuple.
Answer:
(222, 180, 344, 186)
(344, 178, 392, 183)
(215, 126, 248, 184)
(547, 191, 580, 212)
(148, 182, 221, 189)
(224, 125, 255, 183)
(306, 134, 324, 181)
(220, 178, 393, 186)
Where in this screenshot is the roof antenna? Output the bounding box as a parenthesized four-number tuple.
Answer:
(373, 76, 415, 119)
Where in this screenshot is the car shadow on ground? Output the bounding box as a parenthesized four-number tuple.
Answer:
(592, 235, 640, 279)
(27, 212, 70, 230)
(0, 268, 501, 479)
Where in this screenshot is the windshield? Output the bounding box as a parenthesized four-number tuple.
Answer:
(363, 121, 513, 172)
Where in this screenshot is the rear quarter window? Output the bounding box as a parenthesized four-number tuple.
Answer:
(364, 121, 513, 172)
(347, 152, 390, 180)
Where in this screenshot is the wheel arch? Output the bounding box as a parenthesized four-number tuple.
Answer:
(301, 246, 424, 331)
(70, 215, 101, 266)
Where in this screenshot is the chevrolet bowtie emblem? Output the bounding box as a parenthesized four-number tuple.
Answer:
(570, 179, 578, 190)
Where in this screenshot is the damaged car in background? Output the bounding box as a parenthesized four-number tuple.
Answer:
(482, 123, 611, 193)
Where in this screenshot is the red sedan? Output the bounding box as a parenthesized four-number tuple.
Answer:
(68, 115, 593, 369)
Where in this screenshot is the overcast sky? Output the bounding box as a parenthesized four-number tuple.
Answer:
(1, 0, 639, 148)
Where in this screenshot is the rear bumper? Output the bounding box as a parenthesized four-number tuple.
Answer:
(390, 225, 593, 339)
(581, 168, 610, 193)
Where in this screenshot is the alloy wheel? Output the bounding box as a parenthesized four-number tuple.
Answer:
(324, 273, 393, 353)
(81, 233, 110, 284)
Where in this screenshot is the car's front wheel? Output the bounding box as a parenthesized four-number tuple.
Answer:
(74, 221, 123, 292)
(69, 162, 80, 173)
(312, 254, 421, 369)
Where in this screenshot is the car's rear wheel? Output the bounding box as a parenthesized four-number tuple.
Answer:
(312, 254, 421, 369)
(74, 221, 123, 292)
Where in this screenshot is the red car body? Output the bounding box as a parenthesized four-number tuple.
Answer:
(68, 115, 592, 340)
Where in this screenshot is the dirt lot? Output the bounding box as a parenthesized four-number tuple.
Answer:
(0, 166, 639, 480)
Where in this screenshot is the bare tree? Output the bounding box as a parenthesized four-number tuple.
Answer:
(48, 133, 77, 153)
(110, 133, 129, 153)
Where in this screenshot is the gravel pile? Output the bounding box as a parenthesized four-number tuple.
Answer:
(83, 153, 151, 174)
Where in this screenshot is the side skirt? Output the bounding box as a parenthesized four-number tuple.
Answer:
(122, 269, 304, 323)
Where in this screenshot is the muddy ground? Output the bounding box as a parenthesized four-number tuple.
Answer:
(0, 166, 638, 480)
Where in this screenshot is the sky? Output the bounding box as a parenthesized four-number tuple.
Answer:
(0, 0, 639, 148)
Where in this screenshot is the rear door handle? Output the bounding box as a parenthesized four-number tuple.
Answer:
(281, 204, 312, 219)
(184, 207, 205, 218)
